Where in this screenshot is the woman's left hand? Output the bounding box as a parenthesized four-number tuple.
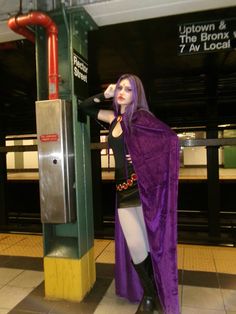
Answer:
(104, 84, 116, 99)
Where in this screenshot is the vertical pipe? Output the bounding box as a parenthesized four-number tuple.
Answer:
(47, 25, 59, 99)
(8, 12, 59, 99)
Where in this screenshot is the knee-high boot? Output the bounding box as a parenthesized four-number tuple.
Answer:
(133, 254, 163, 314)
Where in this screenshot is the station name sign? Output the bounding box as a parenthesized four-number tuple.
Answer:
(178, 18, 236, 55)
(73, 50, 88, 99)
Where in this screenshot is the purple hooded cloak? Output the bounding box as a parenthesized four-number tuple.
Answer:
(115, 109, 180, 314)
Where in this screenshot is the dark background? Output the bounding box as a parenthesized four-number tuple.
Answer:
(87, 7, 236, 129)
(1, 6, 236, 241)
(1, 6, 236, 136)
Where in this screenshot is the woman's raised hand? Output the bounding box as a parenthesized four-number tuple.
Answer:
(104, 84, 116, 99)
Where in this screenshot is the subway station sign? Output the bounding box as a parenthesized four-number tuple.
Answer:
(178, 18, 236, 55)
(73, 50, 88, 99)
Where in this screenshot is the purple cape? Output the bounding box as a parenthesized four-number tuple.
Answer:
(115, 109, 180, 314)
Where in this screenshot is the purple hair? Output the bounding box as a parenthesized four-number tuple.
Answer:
(113, 74, 149, 129)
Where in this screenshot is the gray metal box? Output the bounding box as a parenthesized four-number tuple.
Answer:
(36, 99, 76, 223)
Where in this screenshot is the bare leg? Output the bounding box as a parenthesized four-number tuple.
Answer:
(118, 206, 163, 313)
(117, 205, 149, 264)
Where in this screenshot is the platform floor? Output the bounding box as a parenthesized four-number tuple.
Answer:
(0, 233, 236, 313)
(7, 167, 236, 181)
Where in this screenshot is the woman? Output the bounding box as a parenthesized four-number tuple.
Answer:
(79, 74, 180, 314)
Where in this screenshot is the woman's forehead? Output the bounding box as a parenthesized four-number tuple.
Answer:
(119, 78, 131, 87)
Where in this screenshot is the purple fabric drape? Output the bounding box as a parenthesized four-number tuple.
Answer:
(115, 109, 180, 314)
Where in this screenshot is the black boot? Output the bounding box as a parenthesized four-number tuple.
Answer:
(145, 256, 164, 313)
(133, 254, 163, 314)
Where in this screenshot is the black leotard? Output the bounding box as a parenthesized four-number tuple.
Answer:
(79, 94, 141, 208)
(108, 118, 141, 208)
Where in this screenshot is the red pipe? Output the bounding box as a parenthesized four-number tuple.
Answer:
(8, 11, 59, 100)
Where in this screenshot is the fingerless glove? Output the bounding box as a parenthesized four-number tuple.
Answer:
(78, 93, 106, 119)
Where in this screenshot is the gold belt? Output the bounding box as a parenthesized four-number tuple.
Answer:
(116, 173, 138, 191)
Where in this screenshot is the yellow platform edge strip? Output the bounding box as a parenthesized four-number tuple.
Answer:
(44, 247, 96, 302)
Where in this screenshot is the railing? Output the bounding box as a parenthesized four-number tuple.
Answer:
(1, 137, 236, 153)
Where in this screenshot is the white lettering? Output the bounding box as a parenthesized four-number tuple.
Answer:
(201, 32, 229, 41)
(179, 23, 215, 35)
(179, 44, 185, 53)
(74, 66, 88, 83)
(204, 40, 230, 51)
(73, 55, 88, 74)
(189, 43, 200, 52)
(179, 34, 197, 44)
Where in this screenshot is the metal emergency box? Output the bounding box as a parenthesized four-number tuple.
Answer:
(36, 99, 76, 223)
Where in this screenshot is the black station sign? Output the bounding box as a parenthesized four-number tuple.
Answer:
(73, 50, 88, 99)
(178, 18, 236, 55)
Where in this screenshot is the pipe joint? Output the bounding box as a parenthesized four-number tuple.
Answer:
(8, 11, 59, 100)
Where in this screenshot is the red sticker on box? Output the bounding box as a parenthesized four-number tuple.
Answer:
(40, 134, 59, 142)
